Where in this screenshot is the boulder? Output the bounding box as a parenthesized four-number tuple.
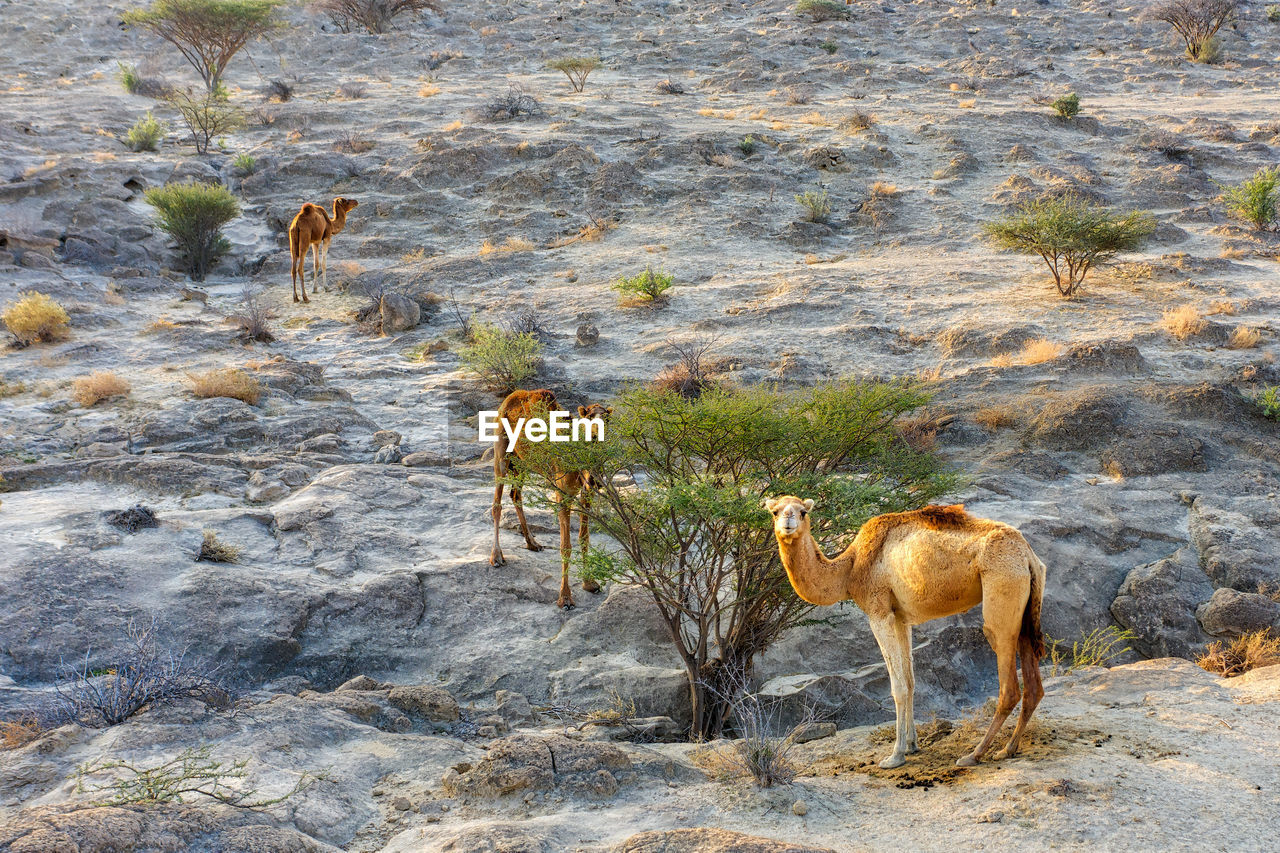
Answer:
(442, 734, 633, 799)
(614, 829, 837, 853)
(380, 293, 421, 334)
(1026, 386, 1128, 451)
(1099, 430, 1204, 477)
(1196, 588, 1280, 637)
(1111, 549, 1213, 658)
(388, 685, 461, 722)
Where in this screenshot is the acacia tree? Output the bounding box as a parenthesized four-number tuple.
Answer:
(523, 382, 957, 740)
(985, 195, 1156, 297)
(124, 0, 283, 94)
(312, 0, 441, 34)
(1146, 0, 1238, 62)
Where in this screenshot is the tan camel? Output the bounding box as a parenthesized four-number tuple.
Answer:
(489, 389, 612, 609)
(764, 495, 1046, 769)
(288, 197, 359, 303)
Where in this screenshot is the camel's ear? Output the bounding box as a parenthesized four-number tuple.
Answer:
(763, 498, 780, 513)
(577, 405, 588, 417)
(802, 499, 815, 512)
(604, 407, 613, 416)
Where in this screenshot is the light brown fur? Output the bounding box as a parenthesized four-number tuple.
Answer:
(765, 495, 1046, 769)
(489, 389, 612, 609)
(288, 197, 358, 303)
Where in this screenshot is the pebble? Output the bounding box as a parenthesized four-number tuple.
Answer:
(792, 800, 808, 816)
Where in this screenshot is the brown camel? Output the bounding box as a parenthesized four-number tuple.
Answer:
(764, 495, 1046, 769)
(489, 389, 612, 609)
(287, 197, 358, 303)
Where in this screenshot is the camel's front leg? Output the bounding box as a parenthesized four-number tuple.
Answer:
(579, 493, 600, 595)
(490, 452, 508, 567)
(556, 499, 574, 609)
(869, 615, 913, 769)
(319, 238, 330, 293)
(896, 620, 918, 754)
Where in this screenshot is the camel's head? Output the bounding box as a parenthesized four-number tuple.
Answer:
(764, 495, 814, 542)
(577, 403, 613, 422)
(335, 197, 359, 214)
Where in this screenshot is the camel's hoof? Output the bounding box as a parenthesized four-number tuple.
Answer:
(878, 754, 906, 770)
(906, 744, 920, 755)
(956, 754, 979, 768)
(558, 599, 576, 611)
(583, 580, 602, 594)
(292, 297, 300, 303)
(526, 542, 544, 552)
(993, 747, 1017, 761)
(490, 554, 505, 567)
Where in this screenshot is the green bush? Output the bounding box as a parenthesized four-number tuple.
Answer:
(123, 0, 283, 93)
(163, 89, 245, 154)
(458, 323, 542, 392)
(126, 112, 166, 152)
(548, 56, 600, 93)
(144, 181, 240, 280)
(232, 153, 256, 174)
(1252, 386, 1280, 420)
(1052, 92, 1080, 119)
(1045, 626, 1136, 675)
(1268, 4, 1280, 22)
(118, 62, 142, 94)
(796, 0, 850, 21)
(521, 381, 957, 739)
(984, 196, 1156, 296)
(613, 266, 675, 304)
(819, 39, 838, 54)
(795, 189, 832, 224)
(738, 135, 756, 156)
(1220, 166, 1279, 230)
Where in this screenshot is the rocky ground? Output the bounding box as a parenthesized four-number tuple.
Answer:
(2, 0, 1280, 849)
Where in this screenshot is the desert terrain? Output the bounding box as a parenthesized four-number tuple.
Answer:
(1, 0, 1279, 850)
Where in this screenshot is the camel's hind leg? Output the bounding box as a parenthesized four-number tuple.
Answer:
(579, 491, 600, 595)
(509, 479, 543, 553)
(957, 581, 1026, 766)
(556, 498, 574, 609)
(490, 447, 509, 567)
(868, 614, 913, 769)
(994, 635, 1044, 760)
(897, 620, 918, 754)
(318, 238, 330, 293)
(306, 242, 320, 301)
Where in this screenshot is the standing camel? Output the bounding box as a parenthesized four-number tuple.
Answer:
(764, 495, 1046, 769)
(288, 197, 359, 303)
(489, 389, 612, 609)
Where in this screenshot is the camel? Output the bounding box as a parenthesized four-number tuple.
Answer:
(764, 495, 1046, 769)
(489, 389, 613, 609)
(287, 197, 358, 303)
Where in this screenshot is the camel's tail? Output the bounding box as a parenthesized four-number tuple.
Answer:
(1021, 550, 1046, 660)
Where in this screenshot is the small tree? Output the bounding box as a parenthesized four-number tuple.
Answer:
(312, 0, 441, 34)
(984, 196, 1156, 296)
(124, 0, 283, 94)
(163, 89, 245, 154)
(1051, 92, 1080, 119)
(548, 57, 600, 93)
(145, 181, 240, 280)
(522, 382, 957, 740)
(458, 322, 541, 392)
(1145, 0, 1238, 62)
(1220, 166, 1279, 230)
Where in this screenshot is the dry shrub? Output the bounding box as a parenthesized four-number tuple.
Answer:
(187, 368, 262, 405)
(479, 236, 537, 255)
(651, 336, 721, 399)
(974, 406, 1020, 432)
(841, 111, 875, 133)
(1161, 304, 1207, 340)
(199, 530, 242, 563)
(1197, 630, 1280, 677)
(3, 291, 70, 345)
(1206, 299, 1238, 315)
(548, 218, 614, 248)
(1, 717, 44, 750)
(896, 411, 951, 452)
(73, 371, 131, 407)
(1228, 326, 1261, 349)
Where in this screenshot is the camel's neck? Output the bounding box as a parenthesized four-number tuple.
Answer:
(328, 205, 348, 236)
(775, 531, 860, 607)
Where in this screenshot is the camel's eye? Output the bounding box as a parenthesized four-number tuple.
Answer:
(799, 511, 807, 518)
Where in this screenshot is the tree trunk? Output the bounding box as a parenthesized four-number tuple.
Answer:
(688, 655, 753, 741)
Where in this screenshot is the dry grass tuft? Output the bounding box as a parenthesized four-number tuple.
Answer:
(1206, 299, 1238, 316)
(0, 717, 44, 750)
(549, 218, 615, 248)
(991, 339, 1063, 367)
(1197, 630, 1280, 678)
(1161, 304, 1208, 340)
(1227, 326, 1261, 349)
(198, 530, 242, 564)
(974, 405, 1021, 432)
(72, 371, 131, 407)
(187, 368, 262, 405)
(3, 291, 70, 345)
(479, 236, 537, 255)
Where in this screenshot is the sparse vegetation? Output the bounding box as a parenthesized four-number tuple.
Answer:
(1197, 629, 1280, 677)
(1219, 166, 1279, 230)
(458, 323, 542, 392)
(232, 152, 257, 174)
(549, 56, 600, 93)
(698, 668, 816, 787)
(984, 196, 1156, 296)
(652, 335, 721, 399)
(1161, 304, 1208, 340)
(262, 78, 292, 102)
(72, 372, 131, 407)
(313, 0, 439, 34)
(0, 717, 44, 750)
(334, 130, 375, 153)
(229, 286, 274, 342)
(3, 291, 71, 345)
(1146, 0, 1238, 62)
(656, 79, 685, 95)
(1045, 626, 1136, 675)
(1228, 325, 1261, 349)
(144, 181, 240, 280)
(479, 86, 543, 121)
(1268, 3, 1280, 22)
(974, 405, 1021, 432)
(123, 0, 283, 93)
(991, 338, 1064, 367)
(118, 62, 173, 98)
(796, 0, 850, 21)
(187, 367, 262, 404)
(337, 81, 368, 99)
(522, 381, 956, 739)
(795, 189, 832, 224)
(163, 89, 245, 153)
(840, 110, 874, 132)
(1051, 92, 1080, 119)
(126, 112, 166, 152)
(49, 618, 228, 728)
(613, 266, 675, 304)
(199, 529, 243, 563)
(1251, 385, 1280, 420)
(819, 39, 838, 54)
(738, 135, 756, 156)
